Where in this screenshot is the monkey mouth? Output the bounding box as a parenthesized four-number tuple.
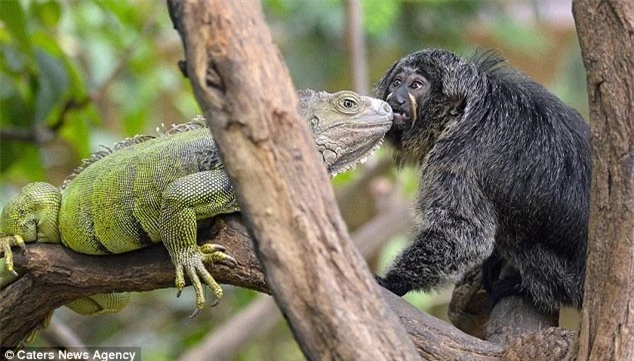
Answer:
(392, 110, 411, 129)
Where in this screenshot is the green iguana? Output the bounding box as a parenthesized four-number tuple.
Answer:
(0, 89, 393, 316)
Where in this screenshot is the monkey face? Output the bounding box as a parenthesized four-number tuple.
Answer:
(385, 66, 430, 132)
(376, 49, 465, 164)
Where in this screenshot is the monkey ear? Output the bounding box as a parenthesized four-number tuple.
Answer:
(448, 96, 466, 116)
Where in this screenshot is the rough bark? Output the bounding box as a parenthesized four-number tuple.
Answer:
(572, 1, 634, 360)
(0, 214, 579, 360)
(1, 215, 507, 360)
(0, 216, 263, 347)
(178, 198, 411, 361)
(165, 0, 419, 360)
(449, 267, 559, 344)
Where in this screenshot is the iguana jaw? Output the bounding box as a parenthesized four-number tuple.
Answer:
(325, 137, 385, 177)
(313, 96, 393, 176)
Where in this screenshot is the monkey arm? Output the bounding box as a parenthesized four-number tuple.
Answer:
(378, 168, 497, 296)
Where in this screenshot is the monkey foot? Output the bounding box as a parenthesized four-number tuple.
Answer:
(375, 274, 411, 297)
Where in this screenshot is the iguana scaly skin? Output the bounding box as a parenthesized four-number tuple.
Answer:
(0, 89, 392, 315)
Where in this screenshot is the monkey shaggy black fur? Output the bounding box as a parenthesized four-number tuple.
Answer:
(375, 49, 591, 312)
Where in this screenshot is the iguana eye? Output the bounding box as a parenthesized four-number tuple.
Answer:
(338, 97, 360, 114)
(342, 98, 356, 109)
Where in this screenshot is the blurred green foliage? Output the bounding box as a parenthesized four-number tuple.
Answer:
(0, 0, 587, 359)
(0, 0, 197, 196)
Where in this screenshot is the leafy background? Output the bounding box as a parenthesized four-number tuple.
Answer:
(0, 1, 586, 360)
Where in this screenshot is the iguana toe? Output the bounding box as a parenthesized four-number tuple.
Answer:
(0, 258, 19, 288)
(172, 247, 226, 311)
(0, 234, 25, 276)
(175, 263, 186, 297)
(201, 243, 227, 253)
(200, 243, 237, 267)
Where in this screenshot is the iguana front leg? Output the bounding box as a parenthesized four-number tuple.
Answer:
(160, 170, 239, 313)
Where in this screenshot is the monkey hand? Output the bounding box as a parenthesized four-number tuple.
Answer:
(374, 274, 411, 297)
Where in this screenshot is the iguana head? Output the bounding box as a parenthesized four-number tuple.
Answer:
(299, 89, 393, 176)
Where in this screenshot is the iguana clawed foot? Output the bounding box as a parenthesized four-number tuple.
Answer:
(173, 243, 237, 315)
(0, 234, 25, 277)
(200, 243, 237, 267)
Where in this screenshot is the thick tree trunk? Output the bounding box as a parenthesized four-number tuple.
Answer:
(165, 0, 420, 360)
(572, 1, 634, 360)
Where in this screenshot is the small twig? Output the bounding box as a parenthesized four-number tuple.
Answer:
(0, 129, 38, 143)
(49, 97, 93, 132)
(41, 316, 88, 350)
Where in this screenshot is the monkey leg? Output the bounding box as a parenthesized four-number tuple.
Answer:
(507, 244, 583, 312)
(481, 250, 504, 295)
(488, 265, 529, 306)
(481, 251, 532, 308)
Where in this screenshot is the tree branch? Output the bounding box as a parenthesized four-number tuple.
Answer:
(178, 295, 280, 361)
(1, 214, 506, 359)
(449, 266, 559, 344)
(2, 214, 582, 360)
(0, 215, 258, 347)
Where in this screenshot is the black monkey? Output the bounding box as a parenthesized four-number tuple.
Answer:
(375, 49, 591, 312)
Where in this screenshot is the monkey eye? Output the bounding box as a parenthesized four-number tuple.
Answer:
(410, 80, 425, 89)
(391, 79, 402, 88)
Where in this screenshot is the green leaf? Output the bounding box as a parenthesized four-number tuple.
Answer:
(0, 0, 32, 53)
(31, 0, 62, 28)
(1, 44, 25, 73)
(34, 49, 69, 124)
(60, 110, 92, 158)
(362, 0, 400, 36)
(31, 30, 87, 97)
(0, 73, 33, 128)
(0, 143, 44, 181)
(490, 17, 548, 56)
